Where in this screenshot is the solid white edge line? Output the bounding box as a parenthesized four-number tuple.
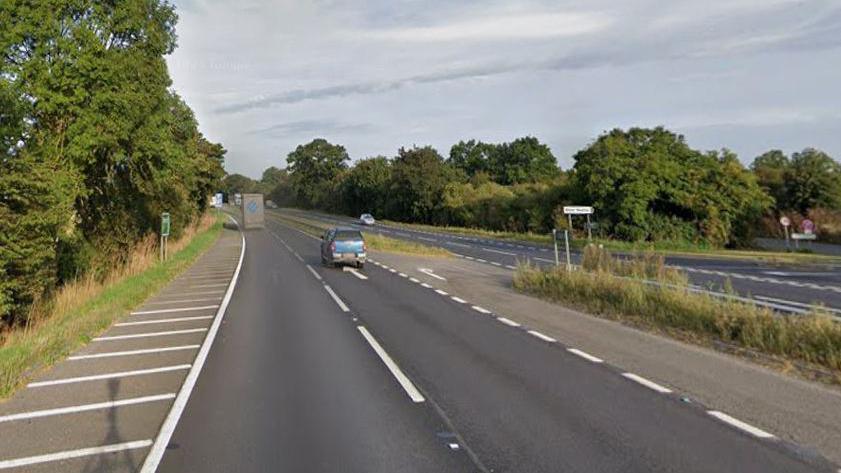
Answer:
(356, 326, 425, 403)
(306, 264, 323, 281)
(0, 394, 176, 423)
(707, 411, 775, 439)
(93, 328, 207, 341)
(130, 305, 219, 315)
(622, 373, 672, 394)
(28, 365, 192, 387)
(527, 330, 556, 343)
(68, 345, 200, 360)
(567, 348, 604, 363)
(140, 215, 245, 473)
(471, 306, 492, 314)
(496, 317, 521, 327)
(0, 440, 153, 470)
(323, 285, 350, 312)
(115, 315, 214, 326)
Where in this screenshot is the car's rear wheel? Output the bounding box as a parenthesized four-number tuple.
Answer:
(357, 261, 364, 269)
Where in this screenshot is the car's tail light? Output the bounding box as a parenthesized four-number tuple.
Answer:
(330, 242, 336, 252)
(363, 242, 368, 252)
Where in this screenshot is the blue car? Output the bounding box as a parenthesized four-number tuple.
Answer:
(321, 227, 367, 268)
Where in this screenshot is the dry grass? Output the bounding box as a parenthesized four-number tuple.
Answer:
(0, 213, 221, 398)
(268, 212, 451, 257)
(513, 261, 841, 375)
(362, 233, 451, 257)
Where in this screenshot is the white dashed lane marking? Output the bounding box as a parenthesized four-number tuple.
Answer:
(622, 373, 672, 394)
(567, 348, 604, 363)
(707, 411, 775, 439)
(496, 317, 521, 327)
(527, 330, 556, 343)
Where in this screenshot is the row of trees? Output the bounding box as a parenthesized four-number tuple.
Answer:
(1, 1, 225, 324)
(258, 129, 840, 248)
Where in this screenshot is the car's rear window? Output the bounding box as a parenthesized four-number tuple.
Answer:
(335, 230, 363, 241)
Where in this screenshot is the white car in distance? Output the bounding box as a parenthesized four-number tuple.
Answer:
(359, 213, 376, 225)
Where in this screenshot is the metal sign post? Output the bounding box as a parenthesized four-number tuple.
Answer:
(160, 212, 171, 262)
(779, 216, 791, 251)
(564, 230, 572, 271)
(552, 229, 559, 267)
(563, 206, 595, 242)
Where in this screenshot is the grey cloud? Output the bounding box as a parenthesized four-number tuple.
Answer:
(214, 61, 529, 114)
(248, 119, 373, 138)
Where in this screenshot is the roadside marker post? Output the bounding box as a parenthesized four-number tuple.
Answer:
(552, 229, 559, 267)
(160, 212, 171, 262)
(779, 216, 791, 251)
(564, 230, 572, 271)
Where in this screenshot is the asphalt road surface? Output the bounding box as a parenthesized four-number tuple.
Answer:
(276, 208, 841, 316)
(156, 215, 835, 472)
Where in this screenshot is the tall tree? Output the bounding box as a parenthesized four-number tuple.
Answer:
(489, 136, 559, 185)
(785, 148, 841, 213)
(340, 156, 392, 217)
(751, 150, 790, 209)
(388, 146, 457, 223)
(286, 138, 349, 208)
(0, 0, 225, 322)
(449, 140, 495, 177)
(572, 127, 769, 245)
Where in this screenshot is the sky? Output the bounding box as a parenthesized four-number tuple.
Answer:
(167, 0, 841, 178)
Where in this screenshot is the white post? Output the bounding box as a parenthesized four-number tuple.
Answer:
(564, 230, 572, 271)
(552, 229, 559, 267)
(586, 214, 592, 241)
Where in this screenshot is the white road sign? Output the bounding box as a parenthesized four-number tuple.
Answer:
(779, 216, 791, 227)
(563, 206, 594, 215)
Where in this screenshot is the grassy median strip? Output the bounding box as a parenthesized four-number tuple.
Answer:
(268, 212, 451, 257)
(0, 214, 223, 399)
(380, 219, 839, 264)
(513, 252, 841, 379)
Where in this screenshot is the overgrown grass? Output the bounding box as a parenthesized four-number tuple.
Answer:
(268, 212, 451, 257)
(362, 233, 451, 257)
(0, 213, 223, 398)
(513, 259, 841, 376)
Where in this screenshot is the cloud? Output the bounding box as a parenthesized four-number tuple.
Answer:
(248, 119, 373, 138)
(360, 11, 614, 42)
(168, 0, 841, 177)
(214, 61, 527, 113)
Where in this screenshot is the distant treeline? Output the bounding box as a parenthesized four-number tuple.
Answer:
(225, 129, 841, 248)
(1, 1, 225, 324)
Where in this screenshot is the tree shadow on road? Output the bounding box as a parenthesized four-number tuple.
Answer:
(81, 379, 139, 473)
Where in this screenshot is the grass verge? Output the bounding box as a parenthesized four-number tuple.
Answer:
(379, 219, 840, 265)
(0, 213, 223, 399)
(513, 262, 841, 380)
(268, 212, 451, 257)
